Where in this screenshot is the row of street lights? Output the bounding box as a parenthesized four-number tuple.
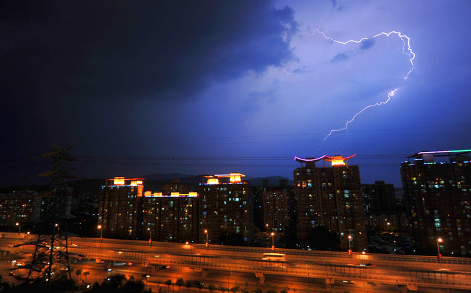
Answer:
(347, 234, 444, 262)
(95, 224, 445, 262)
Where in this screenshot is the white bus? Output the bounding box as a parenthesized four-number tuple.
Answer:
(262, 253, 286, 261)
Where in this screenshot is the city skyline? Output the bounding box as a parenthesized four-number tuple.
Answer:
(2, 1, 471, 187)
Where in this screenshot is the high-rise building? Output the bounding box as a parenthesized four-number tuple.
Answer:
(99, 177, 144, 239)
(199, 173, 253, 244)
(294, 155, 367, 251)
(401, 150, 471, 255)
(99, 177, 199, 242)
(142, 190, 198, 243)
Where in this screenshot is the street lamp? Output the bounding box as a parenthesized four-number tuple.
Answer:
(437, 238, 443, 263)
(98, 225, 103, 240)
(271, 232, 275, 251)
(204, 229, 209, 248)
(55, 223, 60, 236)
(348, 235, 352, 256)
(148, 227, 152, 244)
(16, 222, 20, 235)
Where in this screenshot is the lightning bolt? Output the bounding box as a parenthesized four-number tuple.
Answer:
(323, 88, 398, 139)
(300, 30, 416, 141)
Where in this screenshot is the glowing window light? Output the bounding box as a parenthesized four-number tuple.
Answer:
(171, 192, 180, 197)
(188, 192, 198, 197)
(153, 192, 163, 197)
(114, 177, 125, 185)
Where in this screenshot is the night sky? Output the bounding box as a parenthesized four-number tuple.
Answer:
(2, 1, 471, 187)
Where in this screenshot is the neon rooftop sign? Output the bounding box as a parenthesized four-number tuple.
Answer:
(417, 149, 471, 155)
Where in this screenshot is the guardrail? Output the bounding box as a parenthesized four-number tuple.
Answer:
(69, 236, 471, 267)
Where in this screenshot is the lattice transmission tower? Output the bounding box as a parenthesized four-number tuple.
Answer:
(26, 143, 75, 292)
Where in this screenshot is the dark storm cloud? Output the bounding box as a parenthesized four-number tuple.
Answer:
(360, 38, 375, 51)
(331, 53, 351, 63)
(0, 1, 298, 102)
(292, 66, 311, 74)
(330, 38, 374, 63)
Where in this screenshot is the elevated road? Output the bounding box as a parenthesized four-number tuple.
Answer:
(2, 233, 471, 292)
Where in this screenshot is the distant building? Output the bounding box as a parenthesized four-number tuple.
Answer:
(362, 181, 396, 216)
(0, 191, 37, 228)
(263, 184, 289, 232)
(294, 155, 367, 251)
(362, 181, 397, 231)
(199, 173, 253, 244)
(401, 150, 471, 255)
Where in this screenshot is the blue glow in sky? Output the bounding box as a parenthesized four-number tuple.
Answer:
(1, 1, 471, 186)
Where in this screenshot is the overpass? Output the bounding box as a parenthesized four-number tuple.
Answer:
(2, 233, 471, 292)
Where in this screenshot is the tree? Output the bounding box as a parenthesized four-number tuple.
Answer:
(217, 285, 227, 293)
(208, 284, 216, 293)
(307, 226, 340, 251)
(165, 279, 173, 293)
(109, 273, 127, 289)
(194, 280, 204, 292)
(254, 288, 262, 293)
(156, 279, 163, 289)
(75, 268, 82, 281)
(230, 281, 239, 293)
(176, 278, 185, 293)
(185, 280, 193, 293)
(83, 271, 90, 283)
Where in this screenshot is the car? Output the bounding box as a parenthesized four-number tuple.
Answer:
(161, 265, 171, 269)
(104, 268, 112, 272)
(8, 272, 15, 276)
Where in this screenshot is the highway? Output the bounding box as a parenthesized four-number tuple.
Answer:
(1, 233, 471, 292)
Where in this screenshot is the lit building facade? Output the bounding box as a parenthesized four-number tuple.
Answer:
(294, 155, 367, 251)
(401, 150, 471, 255)
(199, 173, 253, 244)
(99, 177, 199, 242)
(99, 177, 144, 239)
(142, 190, 198, 243)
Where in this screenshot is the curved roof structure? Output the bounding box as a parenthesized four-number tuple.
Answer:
(294, 154, 356, 167)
